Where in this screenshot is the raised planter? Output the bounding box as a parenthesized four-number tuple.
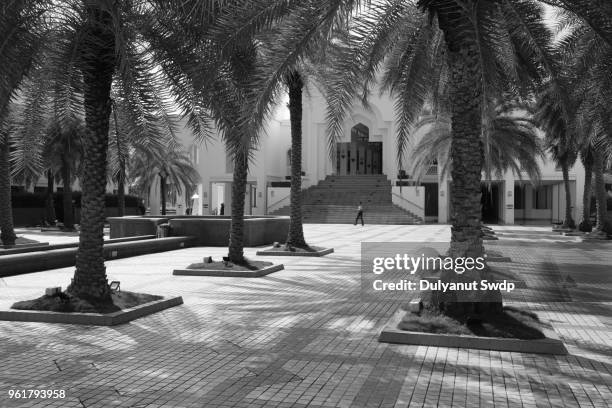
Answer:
(108, 216, 169, 238)
(169, 216, 290, 246)
(0, 296, 183, 326)
(0, 236, 196, 277)
(379, 309, 567, 355)
(1, 242, 49, 251)
(0, 235, 155, 256)
(109, 215, 290, 247)
(256, 247, 334, 257)
(173, 263, 284, 277)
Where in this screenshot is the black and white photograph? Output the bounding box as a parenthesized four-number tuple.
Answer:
(1, 1, 612, 407)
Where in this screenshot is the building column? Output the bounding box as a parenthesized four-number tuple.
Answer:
(438, 172, 448, 224)
(149, 177, 160, 215)
(504, 171, 515, 225)
(574, 162, 586, 223)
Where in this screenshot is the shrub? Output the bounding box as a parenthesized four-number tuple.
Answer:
(11, 191, 145, 213)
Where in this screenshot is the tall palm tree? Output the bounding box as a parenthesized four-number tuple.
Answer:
(128, 146, 201, 213)
(284, 70, 308, 248)
(0, 123, 17, 246)
(543, 8, 612, 234)
(3, 0, 227, 303)
(311, 0, 554, 313)
(535, 85, 578, 229)
(577, 146, 593, 232)
(44, 119, 84, 230)
(0, 1, 48, 245)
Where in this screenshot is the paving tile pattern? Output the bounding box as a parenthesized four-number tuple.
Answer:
(0, 224, 610, 407)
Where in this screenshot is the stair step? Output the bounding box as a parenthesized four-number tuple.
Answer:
(269, 175, 422, 224)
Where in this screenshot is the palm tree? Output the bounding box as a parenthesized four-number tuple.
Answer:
(542, 8, 612, 234)
(284, 70, 308, 248)
(0, 123, 17, 246)
(44, 119, 84, 230)
(128, 146, 200, 215)
(577, 146, 593, 232)
(310, 0, 555, 313)
(0, 2, 48, 245)
(3, 0, 227, 304)
(5, 1, 249, 304)
(535, 85, 578, 229)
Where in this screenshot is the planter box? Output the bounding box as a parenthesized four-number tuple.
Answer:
(0, 236, 195, 277)
(256, 247, 334, 257)
(109, 215, 290, 247)
(173, 263, 284, 277)
(0, 296, 183, 326)
(379, 309, 567, 355)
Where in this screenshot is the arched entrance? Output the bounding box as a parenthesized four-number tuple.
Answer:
(336, 124, 383, 175)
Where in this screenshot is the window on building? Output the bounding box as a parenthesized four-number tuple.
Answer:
(251, 186, 257, 208)
(426, 160, 438, 175)
(514, 185, 524, 209)
(533, 185, 551, 209)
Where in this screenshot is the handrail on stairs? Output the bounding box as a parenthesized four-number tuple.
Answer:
(391, 192, 424, 218)
(267, 194, 291, 213)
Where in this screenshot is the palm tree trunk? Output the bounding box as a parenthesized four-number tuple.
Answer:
(285, 70, 307, 248)
(561, 162, 576, 229)
(61, 159, 75, 230)
(579, 152, 593, 232)
(112, 100, 125, 217)
(436, 1, 502, 314)
(593, 149, 610, 233)
(160, 175, 166, 215)
(45, 170, 56, 226)
(117, 166, 125, 216)
(0, 137, 16, 246)
(68, 2, 116, 302)
(228, 147, 248, 264)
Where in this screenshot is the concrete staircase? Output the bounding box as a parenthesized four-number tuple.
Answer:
(270, 175, 422, 224)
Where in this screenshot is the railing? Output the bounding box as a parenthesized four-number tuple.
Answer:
(391, 192, 425, 220)
(267, 194, 291, 214)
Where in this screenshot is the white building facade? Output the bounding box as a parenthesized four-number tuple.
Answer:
(168, 85, 586, 226)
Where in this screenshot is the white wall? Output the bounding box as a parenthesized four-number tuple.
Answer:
(392, 186, 425, 219)
(267, 187, 291, 213)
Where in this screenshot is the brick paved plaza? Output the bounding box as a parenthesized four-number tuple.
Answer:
(1, 225, 611, 408)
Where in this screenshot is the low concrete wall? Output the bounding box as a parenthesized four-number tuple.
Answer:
(0, 236, 196, 277)
(108, 217, 169, 238)
(169, 216, 290, 246)
(109, 215, 290, 246)
(0, 235, 156, 256)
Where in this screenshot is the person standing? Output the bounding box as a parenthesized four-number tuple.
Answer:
(220, 203, 225, 215)
(354, 202, 364, 226)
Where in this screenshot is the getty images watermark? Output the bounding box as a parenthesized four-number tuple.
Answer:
(360, 242, 517, 301)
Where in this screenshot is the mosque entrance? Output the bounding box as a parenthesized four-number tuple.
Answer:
(336, 123, 383, 175)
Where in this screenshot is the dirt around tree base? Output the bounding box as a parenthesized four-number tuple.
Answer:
(11, 291, 163, 314)
(187, 260, 274, 271)
(398, 303, 548, 340)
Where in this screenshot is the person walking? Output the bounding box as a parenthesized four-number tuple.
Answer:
(354, 202, 364, 226)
